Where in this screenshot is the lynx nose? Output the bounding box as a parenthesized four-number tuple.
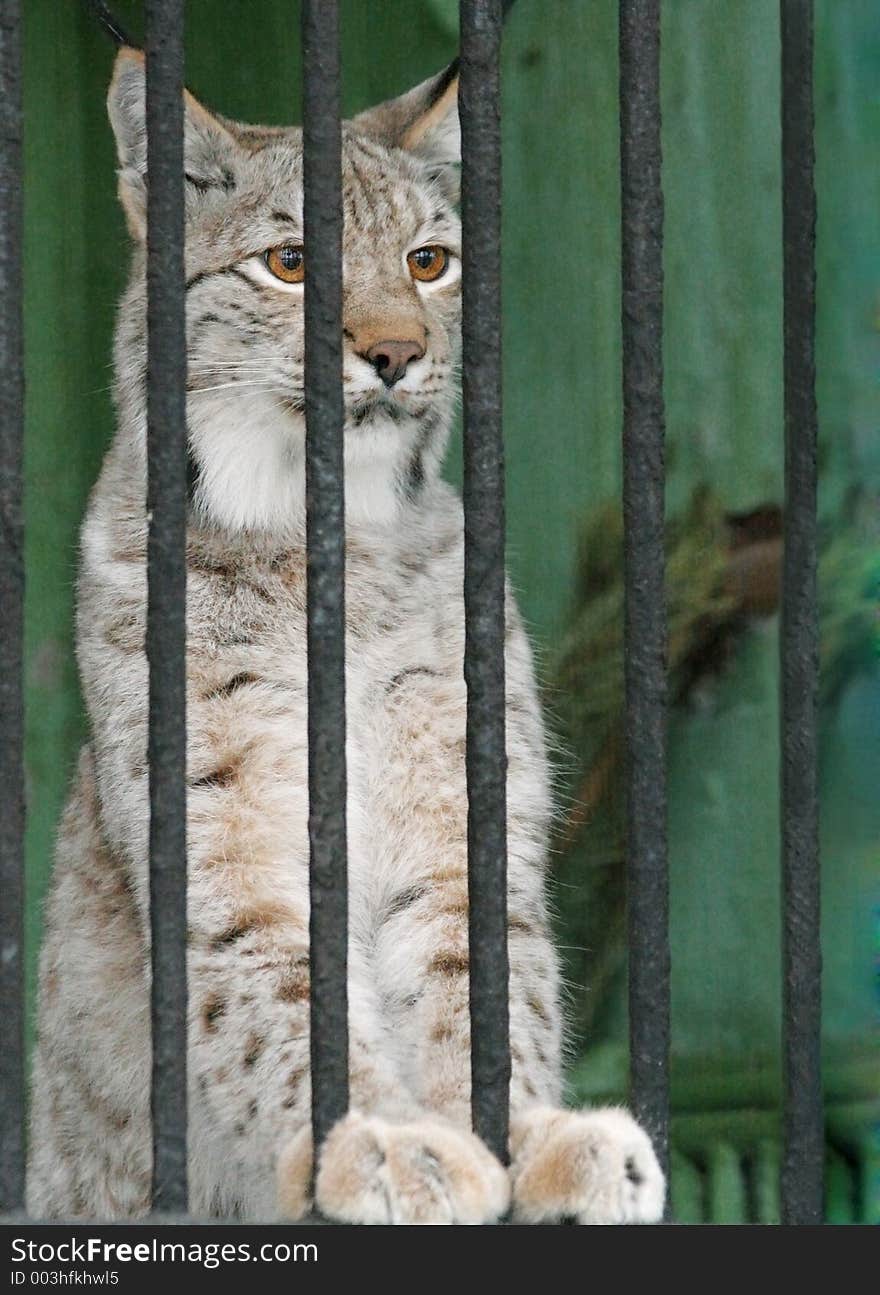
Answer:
(364, 339, 425, 388)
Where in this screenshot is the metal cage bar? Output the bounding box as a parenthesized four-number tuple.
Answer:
(301, 0, 349, 1155)
(618, 0, 670, 1189)
(145, 0, 189, 1214)
(460, 0, 510, 1165)
(779, 0, 822, 1226)
(0, 0, 25, 1217)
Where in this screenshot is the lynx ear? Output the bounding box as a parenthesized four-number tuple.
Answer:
(108, 47, 241, 240)
(352, 63, 460, 200)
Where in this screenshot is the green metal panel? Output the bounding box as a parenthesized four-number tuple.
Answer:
(22, 0, 879, 1222)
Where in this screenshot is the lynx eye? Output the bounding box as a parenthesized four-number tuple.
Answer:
(265, 244, 305, 284)
(407, 245, 449, 283)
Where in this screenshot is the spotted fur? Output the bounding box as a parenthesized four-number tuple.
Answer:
(28, 48, 663, 1224)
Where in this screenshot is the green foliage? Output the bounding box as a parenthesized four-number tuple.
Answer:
(554, 491, 734, 759)
(550, 497, 880, 1053)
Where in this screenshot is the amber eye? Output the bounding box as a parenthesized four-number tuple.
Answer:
(407, 245, 449, 283)
(265, 244, 305, 284)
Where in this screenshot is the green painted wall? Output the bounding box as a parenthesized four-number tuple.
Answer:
(22, 1, 879, 1213)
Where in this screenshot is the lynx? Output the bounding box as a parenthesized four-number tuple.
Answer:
(28, 47, 664, 1224)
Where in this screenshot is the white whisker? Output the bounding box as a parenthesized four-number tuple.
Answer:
(188, 380, 282, 396)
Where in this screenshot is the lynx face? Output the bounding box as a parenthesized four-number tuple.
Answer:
(108, 51, 462, 533)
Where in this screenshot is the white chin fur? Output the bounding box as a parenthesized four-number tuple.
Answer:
(187, 388, 420, 535)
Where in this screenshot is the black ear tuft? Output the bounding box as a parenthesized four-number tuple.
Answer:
(85, 0, 137, 49)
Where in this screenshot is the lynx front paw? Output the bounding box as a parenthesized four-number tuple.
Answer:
(314, 1111, 510, 1224)
(510, 1106, 665, 1225)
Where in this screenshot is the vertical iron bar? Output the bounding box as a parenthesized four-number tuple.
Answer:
(145, 1, 188, 1213)
(460, 0, 509, 1165)
(302, 0, 348, 1154)
(0, 0, 24, 1216)
(619, 0, 670, 1191)
(779, 0, 822, 1226)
